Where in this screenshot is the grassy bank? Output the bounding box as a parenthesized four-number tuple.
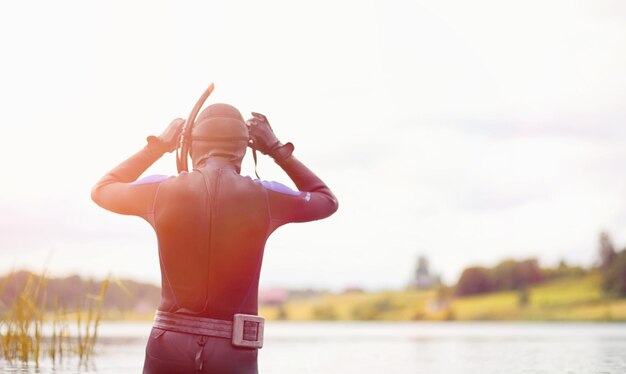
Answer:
(259, 272, 626, 322)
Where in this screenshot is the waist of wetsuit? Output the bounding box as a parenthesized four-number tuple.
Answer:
(153, 310, 265, 349)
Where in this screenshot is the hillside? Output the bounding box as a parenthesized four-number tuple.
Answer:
(0, 271, 160, 317)
(259, 272, 626, 322)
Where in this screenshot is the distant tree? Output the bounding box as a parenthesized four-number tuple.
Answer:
(492, 259, 542, 291)
(599, 231, 617, 269)
(456, 258, 544, 296)
(411, 255, 438, 289)
(597, 231, 626, 296)
(416, 256, 429, 277)
(492, 260, 517, 290)
(456, 267, 494, 296)
(514, 259, 543, 287)
(602, 250, 626, 296)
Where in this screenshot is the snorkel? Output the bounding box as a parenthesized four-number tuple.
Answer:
(176, 83, 215, 173)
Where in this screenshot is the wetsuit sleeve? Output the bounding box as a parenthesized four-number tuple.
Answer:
(266, 153, 338, 226)
(91, 145, 166, 220)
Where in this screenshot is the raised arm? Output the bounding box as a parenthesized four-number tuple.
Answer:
(247, 113, 338, 224)
(91, 118, 184, 217)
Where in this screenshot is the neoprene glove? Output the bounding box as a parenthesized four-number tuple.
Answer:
(246, 112, 281, 155)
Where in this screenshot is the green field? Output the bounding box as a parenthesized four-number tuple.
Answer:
(260, 272, 626, 322)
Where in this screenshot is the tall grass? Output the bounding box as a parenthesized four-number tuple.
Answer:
(0, 270, 109, 368)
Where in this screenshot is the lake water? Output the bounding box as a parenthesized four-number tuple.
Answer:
(2, 321, 626, 373)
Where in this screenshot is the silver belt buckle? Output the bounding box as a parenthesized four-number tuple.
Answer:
(232, 314, 264, 348)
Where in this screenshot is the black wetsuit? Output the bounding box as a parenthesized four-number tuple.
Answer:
(92, 143, 338, 373)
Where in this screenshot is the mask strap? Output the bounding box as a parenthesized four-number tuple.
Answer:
(192, 136, 249, 142)
(252, 149, 261, 180)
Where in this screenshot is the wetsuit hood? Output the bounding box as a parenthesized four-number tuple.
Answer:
(190, 103, 249, 172)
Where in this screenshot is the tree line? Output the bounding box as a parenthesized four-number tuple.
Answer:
(454, 231, 626, 297)
(0, 271, 160, 312)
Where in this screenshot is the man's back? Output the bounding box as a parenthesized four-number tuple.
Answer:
(154, 166, 270, 319)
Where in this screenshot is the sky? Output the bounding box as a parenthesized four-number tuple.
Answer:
(1, 0, 626, 291)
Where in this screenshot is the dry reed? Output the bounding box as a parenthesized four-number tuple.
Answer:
(0, 270, 109, 368)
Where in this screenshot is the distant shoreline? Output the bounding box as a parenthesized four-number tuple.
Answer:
(3, 271, 625, 323)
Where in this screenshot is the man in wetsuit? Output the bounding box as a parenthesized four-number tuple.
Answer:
(91, 103, 338, 373)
